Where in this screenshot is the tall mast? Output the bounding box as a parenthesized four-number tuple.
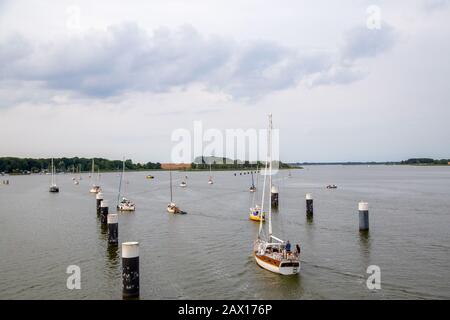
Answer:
(51, 158, 55, 186)
(268, 114, 273, 240)
(117, 157, 124, 206)
(91, 159, 94, 178)
(251, 170, 255, 188)
(170, 170, 173, 202)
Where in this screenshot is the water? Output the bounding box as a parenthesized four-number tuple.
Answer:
(1, 165, 449, 299)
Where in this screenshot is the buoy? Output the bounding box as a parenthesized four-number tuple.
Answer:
(122, 242, 139, 299)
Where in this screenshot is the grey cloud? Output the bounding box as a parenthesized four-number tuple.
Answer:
(0, 22, 397, 100)
(340, 24, 397, 61)
(423, 0, 450, 11)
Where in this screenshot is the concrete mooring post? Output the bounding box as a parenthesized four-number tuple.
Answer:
(271, 185, 279, 208)
(100, 200, 109, 225)
(96, 192, 104, 215)
(122, 242, 139, 299)
(358, 202, 369, 231)
(107, 213, 119, 245)
(306, 193, 313, 216)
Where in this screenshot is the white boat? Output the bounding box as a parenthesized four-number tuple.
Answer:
(117, 157, 135, 211)
(253, 114, 300, 275)
(180, 180, 187, 187)
(49, 158, 59, 193)
(118, 197, 135, 211)
(208, 163, 214, 184)
(167, 171, 186, 214)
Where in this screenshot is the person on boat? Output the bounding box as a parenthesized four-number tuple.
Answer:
(286, 241, 291, 253)
(296, 244, 301, 256)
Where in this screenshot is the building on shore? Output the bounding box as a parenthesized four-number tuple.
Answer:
(161, 163, 192, 170)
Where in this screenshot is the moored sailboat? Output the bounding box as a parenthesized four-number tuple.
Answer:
(208, 162, 214, 185)
(249, 170, 256, 192)
(89, 159, 101, 193)
(49, 158, 59, 193)
(253, 114, 300, 275)
(117, 157, 135, 212)
(167, 171, 186, 214)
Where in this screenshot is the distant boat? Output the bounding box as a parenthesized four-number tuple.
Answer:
(253, 114, 300, 275)
(89, 159, 101, 193)
(146, 175, 154, 179)
(167, 170, 186, 214)
(249, 205, 265, 222)
(208, 163, 213, 185)
(249, 170, 256, 192)
(117, 157, 135, 212)
(179, 181, 187, 188)
(326, 184, 338, 189)
(49, 158, 59, 193)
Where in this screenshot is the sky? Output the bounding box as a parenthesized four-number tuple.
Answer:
(0, 0, 449, 163)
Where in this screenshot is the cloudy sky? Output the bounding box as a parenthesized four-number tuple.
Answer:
(1, 0, 449, 162)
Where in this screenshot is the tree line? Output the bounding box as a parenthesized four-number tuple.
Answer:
(400, 158, 450, 165)
(0, 157, 161, 174)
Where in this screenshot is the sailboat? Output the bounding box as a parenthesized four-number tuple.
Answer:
(253, 114, 300, 275)
(208, 162, 214, 185)
(89, 159, 101, 193)
(249, 166, 264, 222)
(73, 165, 80, 185)
(249, 170, 256, 192)
(167, 170, 186, 214)
(49, 158, 59, 193)
(117, 157, 135, 211)
(180, 173, 187, 187)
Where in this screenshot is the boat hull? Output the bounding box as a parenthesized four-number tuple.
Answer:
(254, 254, 300, 275)
(249, 214, 264, 222)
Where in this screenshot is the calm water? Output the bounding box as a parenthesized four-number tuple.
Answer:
(1, 165, 449, 299)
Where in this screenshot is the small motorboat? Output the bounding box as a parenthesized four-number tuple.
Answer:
(249, 205, 265, 222)
(326, 184, 338, 189)
(146, 175, 154, 179)
(180, 181, 187, 188)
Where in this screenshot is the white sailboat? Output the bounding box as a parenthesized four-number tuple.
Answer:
(117, 157, 135, 211)
(89, 159, 101, 193)
(167, 170, 186, 214)
(208, 162, 214, 185)
(253, 114, 300, 275)
(49, 158, 59, 193)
